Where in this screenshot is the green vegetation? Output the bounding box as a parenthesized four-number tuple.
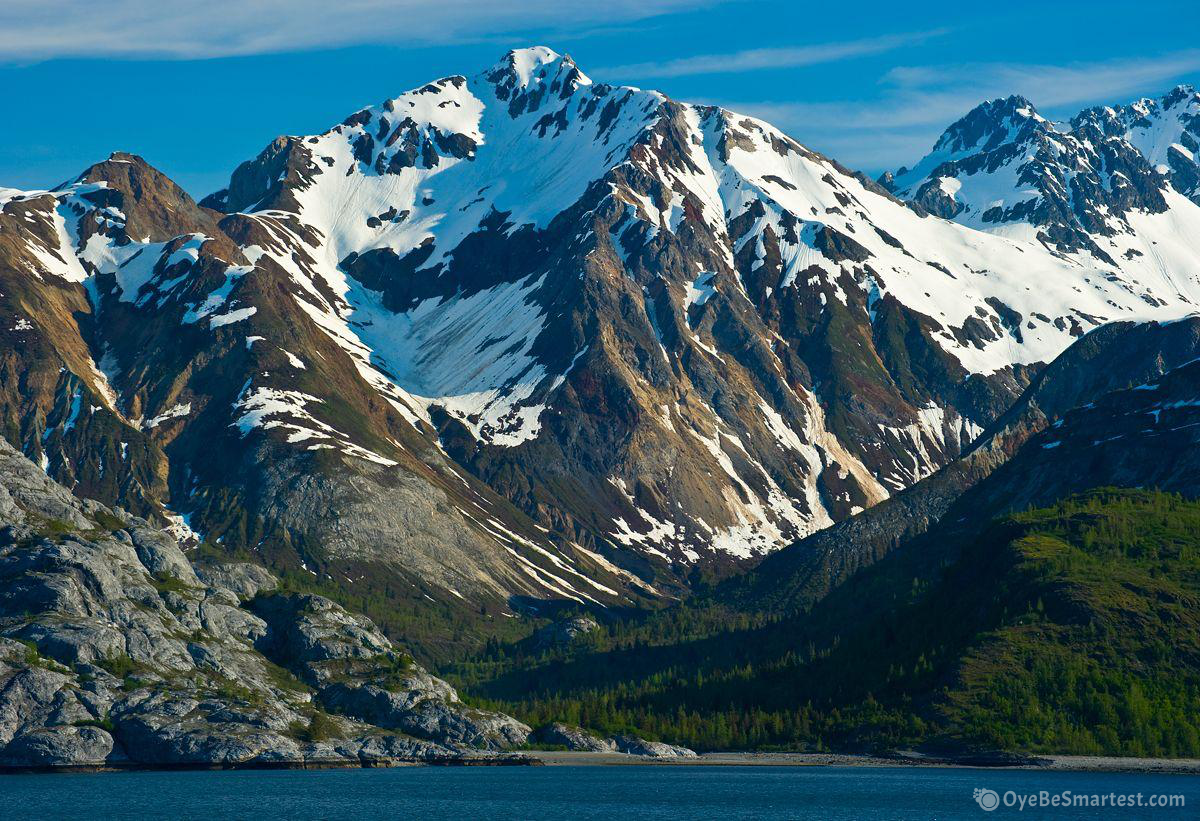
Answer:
(15, 639, 72, 674)
(193, 537, 543, 667)
(451, 489, 1200, 756)
(18, 639, 40, 667)
(286, 711, 343, 743)
(943, 490, 1200, 755)
(25, 516, 77, 541)
(25, 509, 126, 542)
(209, 674, 260, 704)
(262, 660, 312, 695)
(90, 509, 127, 532)
(95, 652, 155, 692)
(149, 572, 195, 595)
(271, 563, 539, 668)
(72, 717, 116, 733)
(327, 652, 417, 691)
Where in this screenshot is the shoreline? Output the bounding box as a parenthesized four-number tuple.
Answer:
(533, 751, 1200, 774)
(0, 755, 542, 775)
(5, 751, 1200, 776)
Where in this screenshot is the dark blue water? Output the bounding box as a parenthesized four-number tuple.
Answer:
(2, 765, 1196, 819)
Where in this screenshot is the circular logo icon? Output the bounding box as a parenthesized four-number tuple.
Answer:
(974, 788, 1001, 812)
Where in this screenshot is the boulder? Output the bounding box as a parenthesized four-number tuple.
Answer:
(0, 726, 122, 768)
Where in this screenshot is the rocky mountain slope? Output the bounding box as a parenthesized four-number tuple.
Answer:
(3, 48, 1200, 621)
(716, 316, 1200, 614)
(0, 436, 535, 769)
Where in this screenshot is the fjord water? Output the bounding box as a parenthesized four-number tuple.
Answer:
(4, 766, 1196, 819)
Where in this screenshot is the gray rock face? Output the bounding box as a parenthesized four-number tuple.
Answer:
(0, 726, 120, 767)
(127, 525, 201, 586)
(533, 722, 616, 752)
(613, 735, 698, 758)
(0, 438, 530, 770)
(249, 593, 395, 684)
(533, 617, 599, 650)
(241, 593, 531, 750)
(321, 683, 530, 751)
(530, 722, 695, 757)
(194, 562, 279, 600)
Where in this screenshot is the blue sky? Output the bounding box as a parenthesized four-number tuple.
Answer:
(3, 0, 1199, 198)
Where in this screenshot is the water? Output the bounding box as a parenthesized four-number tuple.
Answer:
(3, 765, 1196, 819)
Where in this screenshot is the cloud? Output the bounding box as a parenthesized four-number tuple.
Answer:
(596, 30, 946, 79)
(881, 50, 1200, 111)
(718, 50, 1200, 174)
(0, 0, 715, 61)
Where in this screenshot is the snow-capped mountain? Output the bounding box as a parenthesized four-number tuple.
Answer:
(884, 85, 1200, 266)
(1076, 85, 1200, 204)
(3, 48, 1200, 611)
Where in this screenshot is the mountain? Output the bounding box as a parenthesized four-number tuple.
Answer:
(6, 45, 1200, 763)
(456, 319, 1200, 754)
(884, 85, 1200, 265)
(1074, 85, 1200, 205)
(715, 316, 1200, 615)
(0, 150, 639, 640)
(3, 48, 1200, 638)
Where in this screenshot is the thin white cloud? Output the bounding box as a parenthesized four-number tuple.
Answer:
(882, 50, 1200, 111)
(597, 30, 947, 79)
(0, 0, 715, 61)
(718, 50, 1200, 174)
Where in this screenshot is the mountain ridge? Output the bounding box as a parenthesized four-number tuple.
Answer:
(2, 48, 1199, 630)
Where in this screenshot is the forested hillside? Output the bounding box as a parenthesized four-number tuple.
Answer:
(455, 490, 1200, 756)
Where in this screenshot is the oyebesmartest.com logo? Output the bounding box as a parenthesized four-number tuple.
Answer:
(973, 787, 1186, 812)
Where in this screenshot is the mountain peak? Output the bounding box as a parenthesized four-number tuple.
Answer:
(497, 46, 566, 80)
(961, 94, 1040, 121)
(888, 94, 1050, 193)
(65, 151, 222, 243)
(1163, 82, 1200, 108)
(931, 94, 1047, 155)
(485, 46, 591, 101)
(71, 151, 155, 184)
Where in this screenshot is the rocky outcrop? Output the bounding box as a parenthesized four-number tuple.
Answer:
(613, 735, 698, 758)
(0, 438, 530, 770)
(530, 722, 695, 757)
(194, 563, 279, 600)
(532, 722, 616, 752)
(320, 683, 530, 750)
(532, 617, 599, 650)
(247, 591, 531, 749)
